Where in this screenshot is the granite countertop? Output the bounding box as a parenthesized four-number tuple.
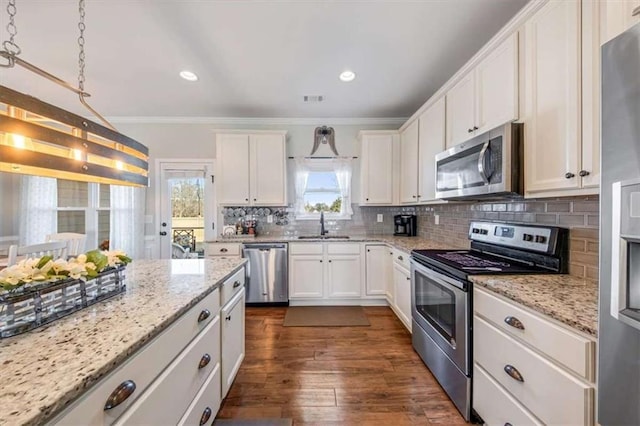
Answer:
(470, 274, 599, 337)
(0, 258, 247, 426)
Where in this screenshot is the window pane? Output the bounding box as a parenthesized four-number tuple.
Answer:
(303, 193, 342, 213)
(98, 210, 110, 247)
(58, 211, 85, 233)
(57, 180, 88, 208)
(99, 184, 111, 208)
(306, 172, 339, 190)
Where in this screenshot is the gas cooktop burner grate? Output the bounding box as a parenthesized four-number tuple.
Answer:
(436, 252, 511, 268)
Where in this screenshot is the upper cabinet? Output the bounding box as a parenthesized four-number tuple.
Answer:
(216, 131, 287, 206)
(446, 33, 519, 148)
(359, 131, 398, 205)
(523, 0, 600, 196)
(600, 0, 640, 44)
(398, 98, 446, 204)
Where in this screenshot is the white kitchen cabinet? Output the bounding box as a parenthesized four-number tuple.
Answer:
(392, 260, 412, 332)
(221, 288, 245, 397)
(417, 97, 446, 202)
(600, 0, 640, 44)
(445, 33, 519, 149)
(524, 0, 600, 196)
(216, 131, 287, 206)
(365, 245, 392, 297)
(289, 242, 362, 302)
(359, 131, 397, 205)
(473, 286, 596, 426)
(399, 120, 419, 204)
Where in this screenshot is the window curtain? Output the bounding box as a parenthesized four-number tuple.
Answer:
(110, 185, 146, 259)
(332, 158, 353, 216)
(294, 158, 311, 214)
(19, 176, 57, 245)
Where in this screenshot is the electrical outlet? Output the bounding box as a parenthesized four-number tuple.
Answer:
(377, 214, 383, 223)
(434, 214, 440, 225)
(267, 215, 273, 223)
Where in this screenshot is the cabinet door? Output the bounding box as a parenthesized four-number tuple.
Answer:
(399, 120, 419, 203)
(221, 289, 245, 398)
(216, 134, 250, 205)
(361, 134, 394, 205)
(601, 0, 640, 44)
(582, 0, 601, 189)
(327, 254, 362, 298)
(289, 255, 324, 298)
(445, 73, 475, 148)
(475, 32, 519, 133)
(365, 245, 390, 296)
(418, 97, 445, 202)
(250, 133, 286, 206)
(393, 263, 412, 332)
(524, 0, 581, 193)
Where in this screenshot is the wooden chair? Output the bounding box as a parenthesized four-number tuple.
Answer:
(45, 233, 87, 257)
(6, 241, 69, 267)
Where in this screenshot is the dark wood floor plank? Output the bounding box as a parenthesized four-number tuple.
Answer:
(217, 306, 470, 425)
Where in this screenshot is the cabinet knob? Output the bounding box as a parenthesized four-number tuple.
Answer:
(199, 407, 212, 425)
(225, 315, 232, 321)
(367, 249, 370, 252)
(233, 280, 241, 288)
(565, 172, 575, 179)
(473, 126, 478, 130)
(198, 353, 211, 369)
(468, 128, 474, 133)
(197, 309, 211, 323)
(505, 423, 513, 426)
(329, 260, 332, 263)
(412, 195, 417, 199)
(397, 255, 403, 261)
(406, 277, 410, 281)
(366, 198, 369, 201)
(504, 316, 525, 330)
(220, 248, 228, 253)
(579, 170, 590, 177)
(254, 198, 257, 201)
(245, 198, 249, 202)
(320, 260, 323, 263)
(504, 364, 524, 382)
(104, 380, 136, 410)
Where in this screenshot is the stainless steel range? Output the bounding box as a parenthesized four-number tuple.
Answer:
(410, 221, 569, 421)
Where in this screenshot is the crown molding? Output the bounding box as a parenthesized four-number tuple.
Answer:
(104, 116, 407, 127)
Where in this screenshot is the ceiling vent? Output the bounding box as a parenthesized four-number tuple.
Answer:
(303, 95, 324, 103)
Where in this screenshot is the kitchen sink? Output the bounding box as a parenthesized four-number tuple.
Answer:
(297, 235, 350, 240)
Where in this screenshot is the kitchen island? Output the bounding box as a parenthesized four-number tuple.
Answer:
(0, 257, 247, 426)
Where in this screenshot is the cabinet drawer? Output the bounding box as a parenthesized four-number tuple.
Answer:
(220, 267, 245, 307)
(474, 316, 594, 425)
(206, 243, 241, 257)
(474, 287, 596, 381)
(392, 249, 410, 270)
(53, 289, 220, 425)
(473, 363, 543, 426)
(289, 243, 323, 255)
(115, 316, 221, 425)
(178, 364, 222, 426)
(326, 242, 360, 255)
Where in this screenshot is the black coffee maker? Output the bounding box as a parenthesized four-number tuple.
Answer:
(394, 214, 417, 236)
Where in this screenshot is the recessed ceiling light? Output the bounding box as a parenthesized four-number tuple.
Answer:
(179, 70, 198, 81)
(339, 70, 356, 82)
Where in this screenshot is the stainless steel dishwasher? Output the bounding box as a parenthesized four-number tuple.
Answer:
(242, 243, 288, 305)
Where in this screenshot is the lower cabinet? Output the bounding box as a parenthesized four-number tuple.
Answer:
(221, 288, 246, 397)
(289, 255, 324, 298)
(392, 261, 412, 332)
(473, 287, 596, 426)
(365, 245, 392, 297)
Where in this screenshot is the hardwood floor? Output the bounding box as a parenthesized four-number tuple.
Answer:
(217, 306, 469, 425)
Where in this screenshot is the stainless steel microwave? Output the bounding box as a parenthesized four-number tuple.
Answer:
(434, 123, 523, 200)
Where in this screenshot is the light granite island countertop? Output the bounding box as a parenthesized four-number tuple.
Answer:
(0, 258, 247, 426)
(470, 274, 599, 337)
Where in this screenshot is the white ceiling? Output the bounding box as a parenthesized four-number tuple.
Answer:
(0, 0, 528, 119)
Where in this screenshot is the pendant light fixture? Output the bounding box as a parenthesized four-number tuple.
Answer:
(0, 0, 149, 187)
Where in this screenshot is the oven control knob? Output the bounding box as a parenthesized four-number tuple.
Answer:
(535, 235, 546, 243)
(472, 228, 480, 234)
(481, 229, 489, 235)
(523, 233, 533, 242)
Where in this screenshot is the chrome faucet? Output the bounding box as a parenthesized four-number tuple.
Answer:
(320, 211, 328, 236)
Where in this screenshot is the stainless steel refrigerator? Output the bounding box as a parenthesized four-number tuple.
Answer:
(600, 23, 640, 425)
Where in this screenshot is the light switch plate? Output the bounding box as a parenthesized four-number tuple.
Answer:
(377, 214, 383, 222)
(434, 214, 440, 225)
(267, 215, 273, 223)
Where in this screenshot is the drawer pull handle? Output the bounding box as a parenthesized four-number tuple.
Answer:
(220, 248, 228, 253)
(233, 280, 241, 288)
(504, 316, 525, 330)
(504, 364, 524, 382)
(200, 407, 212, 425)
(198, 309, 211, 323)
(505, 423, 513, 426)
(633, 5, 640, 16)
(104, 380, 136, 410)
(226, 315, 231, 321)
(198, 353, 211, 369)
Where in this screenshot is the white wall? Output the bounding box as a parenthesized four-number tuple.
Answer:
(0, 172, 21, 240)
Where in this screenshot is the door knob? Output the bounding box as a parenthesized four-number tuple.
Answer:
(159, 231, 167, 236)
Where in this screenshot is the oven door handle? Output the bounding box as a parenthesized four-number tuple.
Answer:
(411, 259, 466, 292)
(477, 141, 492, 184)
